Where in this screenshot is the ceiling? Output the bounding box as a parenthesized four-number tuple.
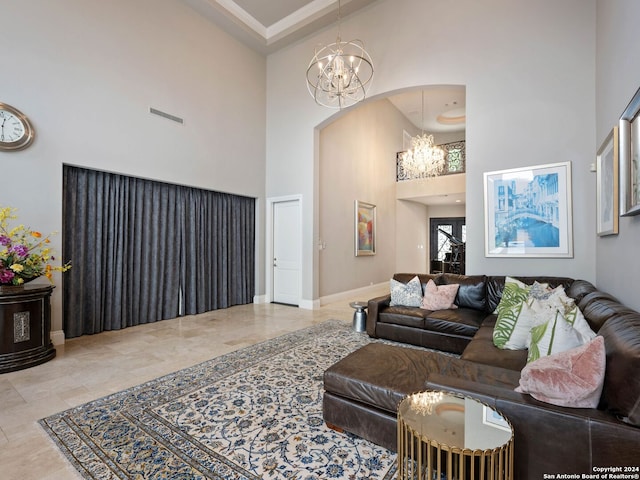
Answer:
(180, 0, 466, 134)
(387, 86, 466, 134)
(181, 0, 466, 206)
(180, 0, 380, 55)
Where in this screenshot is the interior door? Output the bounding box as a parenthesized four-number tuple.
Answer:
(272, 200, 301, 305)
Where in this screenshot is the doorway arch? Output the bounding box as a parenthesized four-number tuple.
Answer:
(315, 85, 466, 302)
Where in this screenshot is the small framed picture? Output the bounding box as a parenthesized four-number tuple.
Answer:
(355, 200, 376, 256)
(596, 127, 619, 235)
(619, 85, 640, 216)
(483, 162, 573, 258)
(482, 405, 511, 432)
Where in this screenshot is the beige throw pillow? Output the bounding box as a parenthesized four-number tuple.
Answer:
(421, 279, 459, 310)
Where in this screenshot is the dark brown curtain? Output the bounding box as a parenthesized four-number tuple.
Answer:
(62, 165, 255, 337)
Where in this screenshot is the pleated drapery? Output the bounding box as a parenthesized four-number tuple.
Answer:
(62, 166, 255, 338)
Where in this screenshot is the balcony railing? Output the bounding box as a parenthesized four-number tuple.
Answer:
(396, 141, 466, 181)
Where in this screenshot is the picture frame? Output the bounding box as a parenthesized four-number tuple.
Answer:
(482, 405, 511, 432)
(596, 127, 619, 235)
(355, 200, 376, 256)
(484, 161, 573, 258)
(619, 85, 640, 216)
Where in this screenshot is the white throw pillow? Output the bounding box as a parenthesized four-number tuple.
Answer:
(389, 276, 423, 307)
(544, 287, 597, 343)
(527, 310, 584, 363)
(503, 299, 555, 350)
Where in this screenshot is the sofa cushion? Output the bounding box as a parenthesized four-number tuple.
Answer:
(421, 279, 458, 310)
(424, 308, 487, 337)
(597, 313, 640, 427)
(323, 343, 521, 414)
(461, 322, 528, 371)
(516, 336, 606, 408)
(379, 306, 427, 328)
(486, 276, 575, 314)
(437, 274, 487, 311)
(565, 279, 597, 304)
(323, 343, 449, 413)
(578, 292, 637, 332)
(390, 275, 422, 307)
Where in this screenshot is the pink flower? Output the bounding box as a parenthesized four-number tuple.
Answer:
(0, 269, 15, 283)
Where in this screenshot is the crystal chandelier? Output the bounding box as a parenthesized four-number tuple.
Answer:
(402, 91, 446, 178)
(306, 0, 374, 109)
(409, 391, 444, 416)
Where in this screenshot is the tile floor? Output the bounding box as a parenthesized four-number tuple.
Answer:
(0, 289, 386, 479)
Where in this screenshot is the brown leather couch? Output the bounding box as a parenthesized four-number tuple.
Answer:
(323, 273, 640, 478)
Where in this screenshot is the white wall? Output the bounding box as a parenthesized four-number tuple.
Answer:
(595, 0, 640, 311)
(1, 0, 266, 334)
(267, 0, 596, 304)
(319, 99, 410, 296)
(395, 200, 429, 274)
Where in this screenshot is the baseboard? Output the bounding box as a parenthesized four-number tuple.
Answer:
(51, 330, 65, 346)
(299, 298, 319, 310)
(319, 282, 387, 306)
(254, 284, 386, 310)
(253, 294, 268, 304)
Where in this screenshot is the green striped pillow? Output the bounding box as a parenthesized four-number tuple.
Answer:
(493, 278, 532, 349)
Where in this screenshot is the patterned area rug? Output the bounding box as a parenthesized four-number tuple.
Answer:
(40, 320, 397, 479)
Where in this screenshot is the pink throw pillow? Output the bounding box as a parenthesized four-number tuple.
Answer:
(515, 336, 605, 408)
(421, 279, 459, 310)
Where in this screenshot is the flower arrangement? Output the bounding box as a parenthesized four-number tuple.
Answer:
(0, 206, 71, 286)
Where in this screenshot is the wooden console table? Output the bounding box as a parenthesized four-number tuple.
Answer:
(0, 284, 55, 373)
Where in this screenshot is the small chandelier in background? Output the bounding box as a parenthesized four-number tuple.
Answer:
(306, 0, 374, 109)
(402, 91, 446, 178)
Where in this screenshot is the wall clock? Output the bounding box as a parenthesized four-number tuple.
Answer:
(0, 102, 35, 151)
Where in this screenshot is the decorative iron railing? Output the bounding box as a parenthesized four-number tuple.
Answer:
(396, 141, 466, 181)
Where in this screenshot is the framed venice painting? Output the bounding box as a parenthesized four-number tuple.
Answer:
(484, 162, 573, 258)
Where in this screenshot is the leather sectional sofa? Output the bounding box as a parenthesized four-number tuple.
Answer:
(323, 273, 640, 478)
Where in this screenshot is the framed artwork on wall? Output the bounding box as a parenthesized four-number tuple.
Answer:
(483, 161, 573, 258)
(596, 126, 619, 236)
(619, 85, 640, 216)
(355, 200, 376, 256)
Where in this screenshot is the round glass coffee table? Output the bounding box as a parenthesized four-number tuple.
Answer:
(397, 390, 514, 480)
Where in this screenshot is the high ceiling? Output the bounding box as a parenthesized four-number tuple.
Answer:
(180, 0, 379, 54)
(181, 0, 466, 206)
(181, 0, 466, 132)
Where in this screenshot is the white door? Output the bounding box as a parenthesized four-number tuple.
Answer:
(273, 200, 301, 305)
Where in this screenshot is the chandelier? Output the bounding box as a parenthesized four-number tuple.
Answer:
(409, 391, 444, 416)
(402, 91, 446, 178)
(306, 0, 374, 109)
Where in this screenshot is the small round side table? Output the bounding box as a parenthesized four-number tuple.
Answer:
(349, 301, 368, 332)
(397, 390, 514, 480)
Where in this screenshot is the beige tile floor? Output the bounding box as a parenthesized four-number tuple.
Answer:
(0, 291, 385, 480)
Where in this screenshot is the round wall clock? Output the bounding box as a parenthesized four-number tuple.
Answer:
(0, 102, 35, 151)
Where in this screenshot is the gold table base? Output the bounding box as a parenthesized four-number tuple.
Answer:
(397, 393, 514, 480)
